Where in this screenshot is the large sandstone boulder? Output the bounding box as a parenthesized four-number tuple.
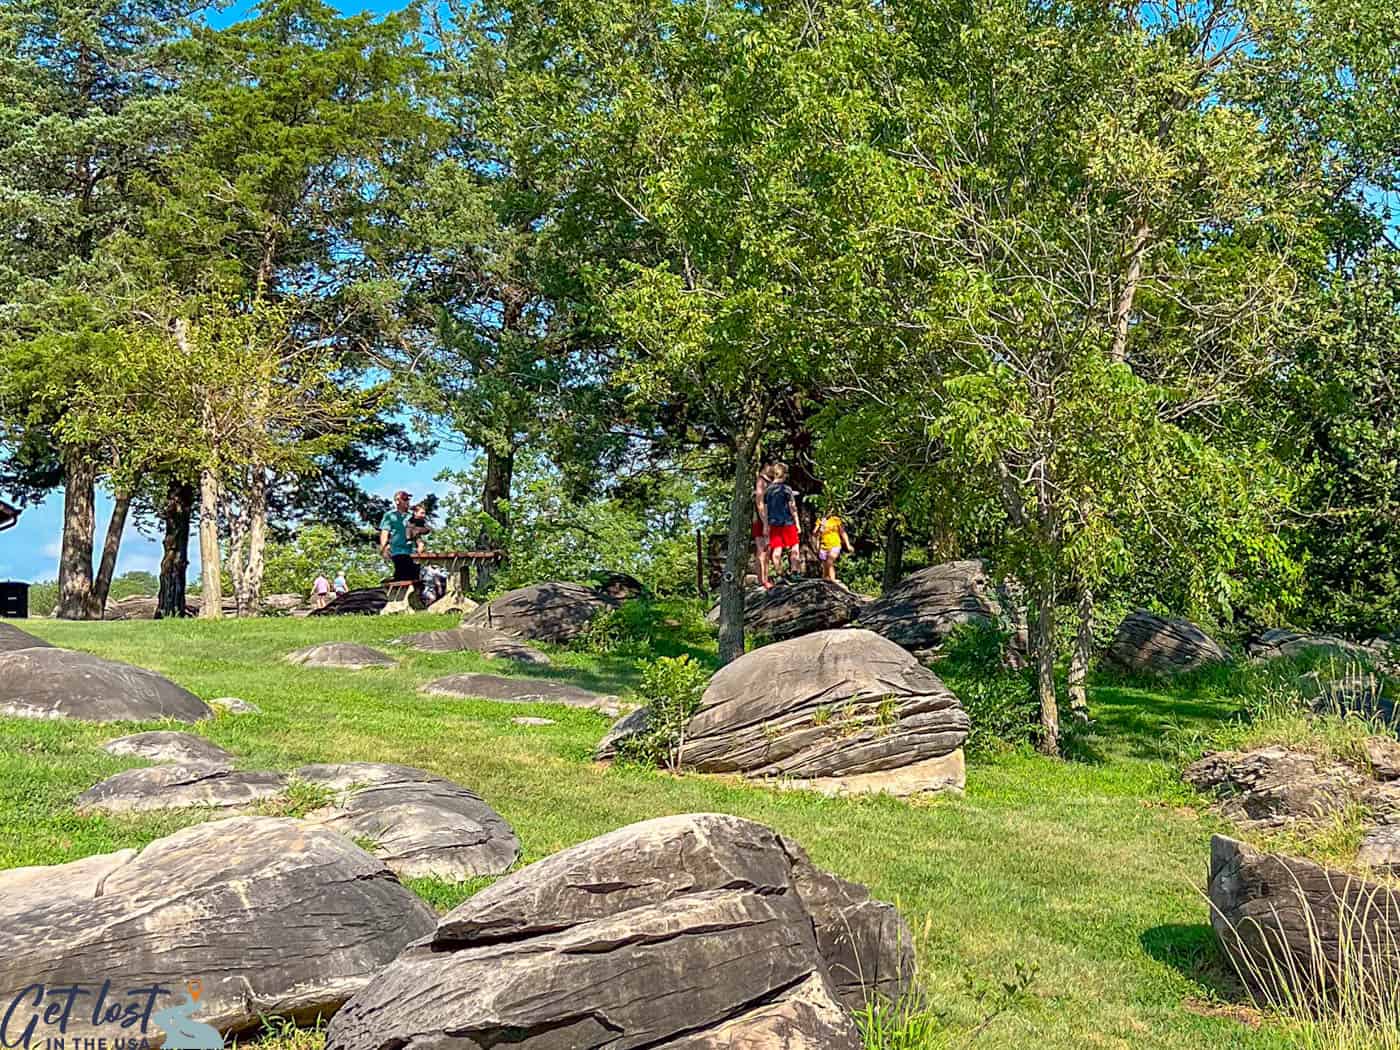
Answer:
(424, 672, 622, 716)
(0, 622, 51, 653)
(325, 814, 912, 1050)
(465, 582, 618, 645)
(679, 628, 969, 796)
(296, 763, 521, 880)
(1108, 610, 1226, 674)
(0, 817, 436, 1038)
(588, 571, 646, 601)
(395, 624, 550, 665)
(858, 560, 1022, 653)
(76, 765, 288, 813)
(1209, 835, 1400, 1007)
(0, 647, 211, 723)
(286, 642, 396, 670)
(740, 578, 867, 642)
(104, 594, 158, 620)
(1247, 627, 1375, 663)
(103, 730, 234, 767)
(1183, 746, 1363, 829)
(310, 587, 388, 617)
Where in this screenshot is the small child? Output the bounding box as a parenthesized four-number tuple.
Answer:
(763, 463, 802, 586)
(816, 507, 854, 583)
(408, 503, 432, 554)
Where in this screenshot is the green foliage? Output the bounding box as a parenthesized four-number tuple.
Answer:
(933, 623, 1038, 757)
(615, 655, 709, 771)
(261, 525, 383, 597)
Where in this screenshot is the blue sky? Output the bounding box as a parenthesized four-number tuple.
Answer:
(0, 0, 449, 585)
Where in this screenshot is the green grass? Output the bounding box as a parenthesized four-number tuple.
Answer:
(0, 604, 1340, 1049)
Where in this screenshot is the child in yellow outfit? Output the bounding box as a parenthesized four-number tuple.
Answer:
(816, 507, 854, 582)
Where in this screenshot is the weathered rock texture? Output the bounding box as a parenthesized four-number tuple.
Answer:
(588, 571, 646, 601)
(1209, 835, 1400, 1007)
(679, 628, 969, 795)
(76, 764, 288, 813)
(210, 695, 260, 715)
(424, 672, 621, 716)
(286, 642, 396, 670)
(297, 763, 520, 880)
(741, 578, 867, 642)
(1247, 627, 1375, 662)
(0, 817, 436, 1038)
(0, 622, 51, 653)
(396, 624, 550, 665)
(595, 707, 651, 761)
(1183, 746, 1363, 829)
(859, 560, 1022, 653)
(310, 587, 388, 617)
(464, 581, 618, 644)
(103, 731, 234, 767)
(1107, 610, 1226, 674)
(325, 814, 912, 1050)
(0, 647, 211, 723)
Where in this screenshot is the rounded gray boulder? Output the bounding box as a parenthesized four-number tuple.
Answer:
(286, 642, 396, 670)
(103, 731, 235, 767)
(464, 581, 618, 644)
(0, 647, 211, 723)
(396, 624, 550, 665)
(76, 765, 289, 813)
(0, 816, 436, 1038)
(423, 672, 621, 716)
(1108, 610, 1225, 674)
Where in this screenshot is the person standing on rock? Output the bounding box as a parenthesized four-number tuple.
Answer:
(763, 463, 803, 586)
(379, 490, 418, 585)
(333, 569, 348, 597)
(312, 572, 331, 609)
(816, 507, 854, 583)
(753, 463, 776, 588)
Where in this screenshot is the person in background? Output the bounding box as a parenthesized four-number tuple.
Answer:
(763, 462, 802, 586)
(379, 491, 418, 585)
(333, 569, 348, 597)
(753, 463, 776, 588)
(408, 502, 432, 555)
(816, 506, 855, 583)
(312, 572, 331, 609)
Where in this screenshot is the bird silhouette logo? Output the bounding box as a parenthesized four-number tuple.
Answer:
(148, 982, 223, 1050)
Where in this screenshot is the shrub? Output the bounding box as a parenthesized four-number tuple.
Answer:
(616, 654, 709, 771)
(933, 622, 1037, 756)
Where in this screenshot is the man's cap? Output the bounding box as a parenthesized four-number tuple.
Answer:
(394, 490, 411, 499)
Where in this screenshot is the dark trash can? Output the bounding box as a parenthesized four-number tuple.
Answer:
(0, 581, 29, 619)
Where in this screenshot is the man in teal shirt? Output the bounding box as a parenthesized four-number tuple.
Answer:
(379, 490, 417, 583)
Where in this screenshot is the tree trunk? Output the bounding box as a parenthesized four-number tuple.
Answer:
(226, 478, 249, 617)
(477, 446, 514, 591)
(1068, 583, 1093, 719)
(55, 454, 98, 620)
(157, 478, 193, 618)
(239, 464, 269, 615)
(91, 487, 135, 610)
(198, 467, 223, 619)
(1110, 215, 1151, 363)
(1032, 578, 1060, 757)
(718, 409, 768, 666)
(882, 517, 905, 593)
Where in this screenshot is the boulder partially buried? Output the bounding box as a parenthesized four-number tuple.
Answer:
(0, 647, 211, 723)
(310, 587, 388, 617)
(740, 578, 867, 642)
(296, 763, 521, 881)
(679, 628, 969, 795)
(103, 731, 234, 767)
(1247, 627, 1375, 663)
(1208, 834, 1400, 1008)
(1108, 610, 1226, 674)
(0, 622, 51, 653)
(1183, 746, 1363, 830)
(395, 624, 550, 665)
(424, 672, 621, 716)
(0, 816, 436, 1039)
(286, 642, 396, 670)
(859, 560, 1023, 653)
(464, 581, 618, 644)
(76, 764, 288, 813)
(324, 813, 911, 1050)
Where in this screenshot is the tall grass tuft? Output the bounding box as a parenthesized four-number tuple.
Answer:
(1210, 860, 1400, 1049)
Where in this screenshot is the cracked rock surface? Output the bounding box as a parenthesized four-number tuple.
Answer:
(464, 581, 618, 644)
(0, 816, 435, 1038)
(286, 642, 396, 669)
(76, 764, 289, 813)
(395, 624, 550, 665)
(738, 578, 868, 642)
(103, 730, 235, 767)
(0, 646, 211, 722)
(677, 629, 969, 794)
(1108, 610, 1225, 674)
(325, 813, 911, 1050)
(423, 672, 621, 715)
(859, 560, 1023, 653)
(297, 762, 521, 880)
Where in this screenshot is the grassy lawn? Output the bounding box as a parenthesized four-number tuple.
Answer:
(0, 608, 1309, 1048)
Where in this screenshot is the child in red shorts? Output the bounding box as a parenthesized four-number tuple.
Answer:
(762, 463, 802, 586)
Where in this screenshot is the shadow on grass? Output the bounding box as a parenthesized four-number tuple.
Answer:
(1083, 682, 1249, 764)
(1140, 923, 1253, 1005)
